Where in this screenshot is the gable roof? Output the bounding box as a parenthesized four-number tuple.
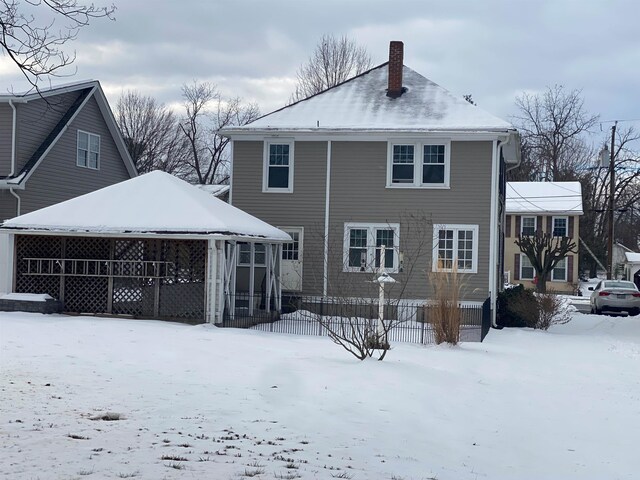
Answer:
(506, 182, 584, 215)
(0, 80, 137, 187)
(222, 63, 514, 134)
(0, 171, 290, 241)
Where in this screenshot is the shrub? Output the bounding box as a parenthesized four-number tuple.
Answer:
(536, 293, 572, 330)
(496, 285, 538, 328)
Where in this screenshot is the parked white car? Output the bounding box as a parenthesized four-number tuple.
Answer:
(589, 280, 640, 316)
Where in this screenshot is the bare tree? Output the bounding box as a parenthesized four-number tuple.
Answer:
(290, 34, 372, 102)
(510, 85, 598, 181)
(0, 0, 115, 91)
(179, 81, 259, 185)
(515, 232, 578, 293)
(115, 91, 188, 175)
(579, 126, 640, 275)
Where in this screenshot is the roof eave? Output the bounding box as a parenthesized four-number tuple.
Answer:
(221, 126, 516, 137)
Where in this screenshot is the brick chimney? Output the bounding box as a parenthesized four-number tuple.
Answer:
(387, 41, 405, 98)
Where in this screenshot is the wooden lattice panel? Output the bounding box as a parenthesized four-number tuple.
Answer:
(15, 235, 62, 299)
(64, 276, 109, 314)
(112, 278, 155, 317)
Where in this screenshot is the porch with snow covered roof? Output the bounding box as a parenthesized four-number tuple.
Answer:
(0, 171, 291, 324)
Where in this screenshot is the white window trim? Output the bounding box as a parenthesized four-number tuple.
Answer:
(521, 216, 537, 236)
(432, 224, 479, 274)
(551, 257, 568, 282)
(552, 216, 569, 237)
(77, 130, 100, 170)
(262, 139, 294, 193)
(386, 139, 451, 189)
(343, 222, 400, 273)
(520, 254, 535, 280)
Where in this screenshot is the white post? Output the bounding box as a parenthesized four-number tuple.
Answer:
(377, 245, 386, 340)
(205, 239, 217, 324)
(0, 233, 14, 294)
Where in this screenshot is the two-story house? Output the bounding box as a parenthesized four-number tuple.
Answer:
(221, 42, 520, 323)
(505, 181, 583, 292)
(0, 80, 137, 220)
(0, 80, 137, 294)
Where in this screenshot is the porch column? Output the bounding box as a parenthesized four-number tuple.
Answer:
(205, 238, 218, 324)
(224, 241, 237, 321)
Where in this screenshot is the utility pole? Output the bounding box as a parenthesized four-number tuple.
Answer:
(607, 121, 617, 280)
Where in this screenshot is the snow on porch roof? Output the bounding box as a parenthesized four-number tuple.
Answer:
(0, 171, 290, 241)
(506, 182, 584, 215)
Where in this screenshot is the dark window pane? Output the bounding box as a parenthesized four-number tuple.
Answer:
(268, 166, 289, 188)
(349, 248, 366, 267)
(392, 164, 414, 183)
(423, 165, 445, 184)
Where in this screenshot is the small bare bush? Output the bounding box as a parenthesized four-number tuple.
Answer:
(536, 293, 572, 330)
(429, 265, 463, 345)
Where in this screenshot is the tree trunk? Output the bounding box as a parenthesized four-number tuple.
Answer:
(537, 275, 547, 293)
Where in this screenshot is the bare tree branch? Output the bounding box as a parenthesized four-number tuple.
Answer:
(1, 0, 115, 92)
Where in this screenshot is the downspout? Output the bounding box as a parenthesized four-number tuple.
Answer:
(490, 133, 519, 328)
(323, 140, 332, 297)
(8, 99, 21, 216)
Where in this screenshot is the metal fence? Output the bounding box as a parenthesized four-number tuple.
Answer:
(223, 293, 486, 344)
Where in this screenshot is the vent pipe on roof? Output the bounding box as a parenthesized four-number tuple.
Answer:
(387, 41, 406, 98)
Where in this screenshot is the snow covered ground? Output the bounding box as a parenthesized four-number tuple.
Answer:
(1, 311, 639, 480)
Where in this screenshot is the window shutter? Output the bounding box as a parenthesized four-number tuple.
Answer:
(546, 216, 552, 235)
(537, 216, 544, 234)
(515, 216, 521, 236)
(505, 215, 512, 238)
(569, 217, 574, 238)
(514, 254, 520, 280)
(568, 255, 574, 282)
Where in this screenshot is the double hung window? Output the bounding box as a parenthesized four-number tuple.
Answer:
(343, 223, 400, 273)
(551, 257, 567, 281)
(77, 131, 100, 169)
(552, 216, 568, 237)
(521, 216, 536, 236)
(388, 140, 450, 187)
(520, 254, 535, 280)
(263, 141, 294, 192)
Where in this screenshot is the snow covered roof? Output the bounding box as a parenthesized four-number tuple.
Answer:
(222, 64, 514, 134)
(197, 184, 230, 197)
(506, 182, 584, 215)
(0, 171, 289, 241)
(625, 252, 640, 263)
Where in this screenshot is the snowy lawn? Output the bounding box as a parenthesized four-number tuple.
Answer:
(1, 312, 639, 480)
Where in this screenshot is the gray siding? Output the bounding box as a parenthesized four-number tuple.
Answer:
(328, 141, 492, 301)
(19, 96, 131, 214)
(15, 92, 79, 173)
(232, 141, 327, 294)
(0, 191, 18, 221)
(232, 139, 494, 302)
(0, 104, 13, 176)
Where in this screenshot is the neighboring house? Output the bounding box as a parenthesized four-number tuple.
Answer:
(0, 80, 137, 220)
(198, 184, 230, 202)
(613, 242, 635, 279)
(623, 252, 640, 289)
(505, 182, 583, 292)
(221, 41, 520, 323)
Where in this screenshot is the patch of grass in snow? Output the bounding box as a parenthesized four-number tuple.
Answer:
(330, 473, 353, 479)
(164, 462, 186, 470)
(77, 468, 94, 476)
(116, 472, 139, 479)
(248, 460, 264, 468)
(67, 433, 89, 440)
(274, 472, 300, 479)
(160, 454, 188, 461)
(242, 467, 266, 477)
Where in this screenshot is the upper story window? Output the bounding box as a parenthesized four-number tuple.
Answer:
(77, 131, 100, 169)
(553, 216, 568, 237)
(343, 223, 400, 273)
(432, 224, 478, 273)
(263, 140, 294, 193)
(521, 216, 536, 236)
(387, 140, 450, 188)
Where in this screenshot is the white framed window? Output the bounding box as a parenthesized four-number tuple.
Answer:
(432, 224, 478, 273)
(77, 130, 100, 169)
(387, 140, 450, 188)
(263, 140, 294, 193)
(552, 216, 568, 237)
(520, 254, 535, 280)
(521, 216, 536, 236)
(343, 223, 400, 273)
(551, 257, 567, 281)
(237, 243, 266, 266)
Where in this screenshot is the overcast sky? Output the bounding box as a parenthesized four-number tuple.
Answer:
(2, 0, 639, 145)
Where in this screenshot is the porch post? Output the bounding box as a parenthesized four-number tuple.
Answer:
(265, 243, 272, 313)
(276, 243, 282, 311)
(205, 238, 218, 324)
(216, 241, 225, 325)
(249, 243, 255, 315)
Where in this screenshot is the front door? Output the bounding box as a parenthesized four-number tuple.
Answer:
(279, 227, 303, 292)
